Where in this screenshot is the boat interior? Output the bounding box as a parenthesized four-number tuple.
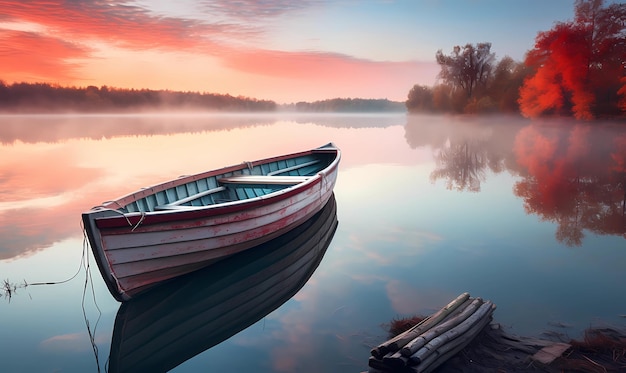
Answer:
(120, 152, 335, 213)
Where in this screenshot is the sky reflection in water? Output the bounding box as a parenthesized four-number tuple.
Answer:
(0, 113, 624, 372)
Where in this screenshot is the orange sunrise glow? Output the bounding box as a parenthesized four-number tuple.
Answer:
(0, 0, 578, 103)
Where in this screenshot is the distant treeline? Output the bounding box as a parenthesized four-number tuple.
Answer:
(0, 82, 407, 113)
(291, 98, 405, 112)
(0, 82, 277, 112)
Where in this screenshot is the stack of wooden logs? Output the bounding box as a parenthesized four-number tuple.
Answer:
(369, 293, 496, 373)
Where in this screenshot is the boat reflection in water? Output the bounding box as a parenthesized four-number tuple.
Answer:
(108, 194, 338, 373)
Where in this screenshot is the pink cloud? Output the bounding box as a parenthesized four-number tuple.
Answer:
(0, 1, 231, 49)
(221, 48, 437, 100)
(0, 29, 88, 81)
(223, 48, 434, 81)
(0, 1, 227, 84)
(0, 0, 437, 100)
(200, 0, 325, 19)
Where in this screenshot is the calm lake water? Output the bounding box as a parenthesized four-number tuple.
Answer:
(0, 113, 625, 372)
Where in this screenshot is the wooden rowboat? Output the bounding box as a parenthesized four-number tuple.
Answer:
(108, 194, 338, 372)
(82, 143, 340, 301)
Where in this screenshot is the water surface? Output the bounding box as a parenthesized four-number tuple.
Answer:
(0, 113, 624, 372)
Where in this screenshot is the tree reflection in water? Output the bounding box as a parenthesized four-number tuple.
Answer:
(405, 115, 521, 192)
(404, 115, 626, 247)
(429, 138, 489, 192)
(514, 124, 626, 246)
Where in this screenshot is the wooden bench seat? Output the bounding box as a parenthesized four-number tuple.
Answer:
(218, 175, 310, 185)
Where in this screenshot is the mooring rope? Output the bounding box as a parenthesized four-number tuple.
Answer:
(27, 230, 89, 288)
(81, 230, 102, 373)
(26, 223, 103, 372)
(93, 201, 146, 231)
(3, 226, 88, 299)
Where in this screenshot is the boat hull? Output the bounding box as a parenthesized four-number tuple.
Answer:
(107, 194, 338, 372)
(82, 144, 340, 301)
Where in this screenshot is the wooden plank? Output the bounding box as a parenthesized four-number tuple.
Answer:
(411, 306, 495, 373)
(267, 160, 320, 175)
(409, 301, 494, 366)
(218, 175, 310, 185)
(531, 343, 571, 364)
(402, 298, 483, 358)
(154, 186, 226, 210)
(371, 293, 471, 359)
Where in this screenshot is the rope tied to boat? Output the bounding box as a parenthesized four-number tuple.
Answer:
(95, 200, 146, 231)
(319, 172, 327, 203)
(129, 213, 146, 231)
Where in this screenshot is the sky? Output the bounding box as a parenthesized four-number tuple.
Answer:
(0, 0, 584, 103)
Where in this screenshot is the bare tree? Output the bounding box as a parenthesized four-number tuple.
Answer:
(435, 43, 495, 98)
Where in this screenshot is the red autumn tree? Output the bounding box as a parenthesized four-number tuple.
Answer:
(519, 0, 626, 119)
(618, 76, 626, 112)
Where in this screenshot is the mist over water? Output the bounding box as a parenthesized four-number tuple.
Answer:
(0, 113, 624, 372)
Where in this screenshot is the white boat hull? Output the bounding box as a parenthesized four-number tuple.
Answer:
(82, 144, 340, 301)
